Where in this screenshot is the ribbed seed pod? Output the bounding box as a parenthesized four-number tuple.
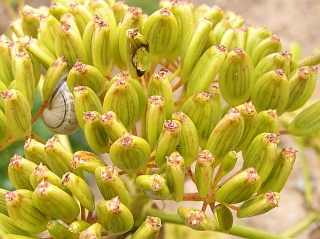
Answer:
(79, 223, 103, 239)
(107, 71, 146, 120)
(5, 190, 50, 233)
(118, 7, 143, 65)
(155, 120, 181, 167)
(32, 181, 80, 223)
(127, 77, 147, 121)
(187, 45, 228, 97)
(206, 108, 244, 165)
(60, 12, 79, 29)
(195, 150, 215, 198)
(38, 15, 60, 55)
(67, 62, 106, 95)
(136, 174, 171, 200)
(8, 155, 36, 190)
(172, 111, 199, 166)
(73, 86, 103, 129)
(83, 111, 111, 154)
(0, 81, 7, 110)
(252, 69, 289, 115)
(181, 92, 211, 135)
(219, 47, 255, 106)
(101, 0, 116, 7)
(251, 35, 282, 66)
(226, 11, 245, 27)
(49, 2, 68, 20)
(0, 189, 8, 216)
(200, 85, 222, 148)
(47, 220, 73, 239)
(2, 233, 38, 238)
(147, 69, 174, 119)
(83, 15, 104, 65)
(245, 25, 272, 56)
(100, 111, 128, 143)
(159, 0, 172, 8)
(130, 216, 162, 239)
(27, 50, 41, 87)
(2, 89, 32, 139)
(213, 204, 233, 233)
(288, 42, 301, 61)
(166, 152, 185, 202)
(87, 0, 117, 33)
(55, 24, 88, 67)
(287, 101, 320, 136)
(94, 166, 130, 206)
(68, 220, 91, 237)
(298, 48, 320, 67)
(70, 150, 107, 174)
(142, 8, 178, 63)
(285, 66, 318, 112)
(242, 133, 280, 183)
(62, 172, 95, 212)
(215, 167, 261, 204)
(111, 22, 126, 69)
(220, 27, 248, 51)
(109, 133, 151, 173)
(194, 4, 223, 26)
(254, 52, 292, 82)
(213, 18, 232, 44)
(23, 37, 56, 69)
(44, 136, 84, 178)
(20, 5, 40, 38)
(68, 2, 92, 36)
(29, 163, 65, 191)
(214, 151, 238, 185)
(180, 17, 214, 83)
(253, 109, 280, 139)
(0, 212, 36, 238)
(146, 95, 166, 149)
(177, 206, 215, 231)
(0, 42, 13, 87)
(234, 101, 259, 152)
(10, 18, 24, 38)
(24, 138, 48, 167)
(8, 80, 16, 89)
(91, 17, 113, 77)
(112, 1, 128, 24)
(8, 41, 24, 57)
(259, 147, 297, 193)
(237, 191, 280, 218)
(42, 57, 68, 103)
(103, 78, 140, 130)
(96, 197, 134, 235)
(125, 28, 149, 79)
(167, 1, 194, 62)
(0, 109, 10, 146)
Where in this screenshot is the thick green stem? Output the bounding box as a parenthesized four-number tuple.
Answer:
(281, 211, 318, 237)
(147, 208, 293, 239)
(169, 65, 181, 82)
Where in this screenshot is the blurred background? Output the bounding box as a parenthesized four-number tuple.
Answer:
(0, 0, 320, 238)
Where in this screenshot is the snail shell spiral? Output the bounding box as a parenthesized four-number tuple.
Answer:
(42, 80, 79, 134)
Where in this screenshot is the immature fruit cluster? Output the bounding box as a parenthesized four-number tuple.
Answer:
(0, 0, 319, 238)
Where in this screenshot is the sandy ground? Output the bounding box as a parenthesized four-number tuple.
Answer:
(1, 0, 320, 238)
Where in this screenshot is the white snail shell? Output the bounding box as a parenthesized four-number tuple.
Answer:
(42, 80, 80, 134)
